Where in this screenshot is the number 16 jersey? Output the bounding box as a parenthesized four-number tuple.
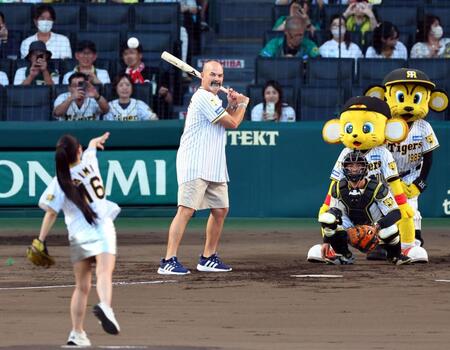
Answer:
(39, 147, 120, 239)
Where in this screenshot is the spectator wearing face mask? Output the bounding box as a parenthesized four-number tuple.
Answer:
(411, 15, 450, 58)
(319, 15, 363, 59)
(365, 21, 407, 59)
(20, 4, 72, 59)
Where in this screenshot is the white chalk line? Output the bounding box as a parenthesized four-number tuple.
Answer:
(435, 279, 450, 283)
(0, 280, 177, 291)
(62, 346, 148, 349)
(291, 274, 343, 278)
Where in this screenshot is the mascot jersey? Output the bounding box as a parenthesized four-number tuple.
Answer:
(386, 119, 439, 185)
(331, 147, 399, 183)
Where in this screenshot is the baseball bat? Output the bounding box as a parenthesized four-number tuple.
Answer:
(161, 51, 229, 94)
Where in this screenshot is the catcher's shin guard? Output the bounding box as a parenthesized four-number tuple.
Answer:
(378, 224, 401, 260)
(324, 230, 352, 258)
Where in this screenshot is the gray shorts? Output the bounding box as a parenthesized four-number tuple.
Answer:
(178, 178, 229, 210)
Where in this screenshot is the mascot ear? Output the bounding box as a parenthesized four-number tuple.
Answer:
(429, 89, 449, 112)
(322, 119, 341, 144)
(364, 85, 386, 100)
(385, 118, 409, 143)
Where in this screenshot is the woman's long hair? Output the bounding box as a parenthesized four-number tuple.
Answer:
(55, 135, 98, 225)
(416, 14, 441, 43)
(328, 14, 351, 50)
(262, 80, 283, 122)
(112, 73, 134, 99)
(372, 21, 399, 55)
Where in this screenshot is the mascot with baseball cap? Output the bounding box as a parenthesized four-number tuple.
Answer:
(308, 95, 426, 263)
(364, 68, 448, 260)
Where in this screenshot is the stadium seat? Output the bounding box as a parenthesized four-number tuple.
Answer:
(299, 86, 344, 121)
(5, 86, 52, 121)
(272, 5, 289, 23)
(0, 4, 33, 32)
(424, 6, 450, 33)
(75, 32, 121, 60)
(255, 57, 304, 91)
(133, 3, 180, 41)
(246, 84, 295, 119)
(377, 6, 418, 31)
(85, 4, 130, 32)
(0, 59, 12, 83)
(357, 58, 407, 91)
(407, 58, 450, 89)
(126, 32, 173, 68)
(102, 82, 153, 108)
(51, 4, 81, 32)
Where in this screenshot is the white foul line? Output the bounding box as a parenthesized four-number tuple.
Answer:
(291, 274, 343, 278)
(435, 279, 450, 283)
(0, 280, 177, 291)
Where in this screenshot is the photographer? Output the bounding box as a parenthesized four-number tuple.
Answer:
(343, 0, 378, 42)
(53, 72, 109, 121)
(13, 40, 59, 86)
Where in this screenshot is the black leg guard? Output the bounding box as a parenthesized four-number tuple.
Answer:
(382, 241, 401, 261)
(415, 230, 424, 247)
(324, 230, 352, 258)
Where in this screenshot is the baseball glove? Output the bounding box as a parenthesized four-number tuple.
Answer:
(26, 238, 55, 268)
(347, 225, 379, 253)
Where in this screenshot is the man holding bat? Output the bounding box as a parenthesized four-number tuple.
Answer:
(158, 60, 249, 275)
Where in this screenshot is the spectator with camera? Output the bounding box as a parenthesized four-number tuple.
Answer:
(260, 16, 319, 58)
(343, 0, 378, 42)
(20, 4, 72, 60)
(53, 72, 109, 121)
(411, 15, 450, 58)
(273, 0, 325, 36)
(251, 80, 296, 122)
(104, 74, 158, 121)
(120, 40, 173, 118)
(319, 14, 363, 59)
(14, 40, 59, 86)
(62, 41, 110, 85)
(365, 21, 407, 59)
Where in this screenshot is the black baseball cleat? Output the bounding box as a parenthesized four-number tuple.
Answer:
(388, 254, 412, 265)
(93, 303, 120, 335)
(366, 245, 387, 261)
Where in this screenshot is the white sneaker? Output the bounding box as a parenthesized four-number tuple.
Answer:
(67, 330, 91, 346)
(93, 302, 120, 335)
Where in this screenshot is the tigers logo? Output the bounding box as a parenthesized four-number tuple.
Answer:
(383, 197, 394, 208)
(426, 135, 434, 145)
(388, 161, 397, 171)
(46, 194, 55, 201)
(406, 71, 417, 79)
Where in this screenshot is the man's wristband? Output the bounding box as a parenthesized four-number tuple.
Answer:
(237, 103, 248, 109)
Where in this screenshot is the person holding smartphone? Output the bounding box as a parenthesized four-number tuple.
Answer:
(53, 72, 109, 121)
(13, 40, 59, 86)
(251, 80, 296, 122)
(343, 0, 378, 44)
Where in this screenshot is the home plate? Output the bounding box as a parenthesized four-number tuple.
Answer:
(291, 274, 343, 278)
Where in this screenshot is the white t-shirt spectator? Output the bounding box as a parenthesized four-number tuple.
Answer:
(54, 92, 102, 121)
(63, 68, 111, 85)
(20, 33, 72, 59)
(13, 67, 59, 85)
(410, 38, 450, 58)
(0, 71, 9, 86)
(251, 103, 296, 122)
(319, 40, 363, 59)
(103, 98, 157, 121)
(365, 41, 408, 59)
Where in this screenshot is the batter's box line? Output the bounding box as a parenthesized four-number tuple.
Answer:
(0, 280, 178, 291)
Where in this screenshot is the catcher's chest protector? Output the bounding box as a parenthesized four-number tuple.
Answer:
(339, 178, 378, 225)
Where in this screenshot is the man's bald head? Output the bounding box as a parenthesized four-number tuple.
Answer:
(285, 16, 307, 32)
(201, 60, 224, 94)
(284, 16, 306, 50)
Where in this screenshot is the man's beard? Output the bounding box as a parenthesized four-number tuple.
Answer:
(210, 80, 222, 88)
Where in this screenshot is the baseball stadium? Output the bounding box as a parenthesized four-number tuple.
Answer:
(0, 1, 450, 349)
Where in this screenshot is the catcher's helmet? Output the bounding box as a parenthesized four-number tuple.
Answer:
(342, 151, 368, 182)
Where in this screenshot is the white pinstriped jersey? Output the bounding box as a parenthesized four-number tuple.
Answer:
(331, 147, 399, 182)
(386, 119, 439, 185)
(103, 99, 157, 121)
(39, 148, 120, 240)
(176, 87, 228, 185)
(54, 93, 102, 121)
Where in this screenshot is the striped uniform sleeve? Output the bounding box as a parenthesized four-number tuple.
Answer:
(39, 177, 64, 213)
(330, 149, 347, 181)
(421, 121, 439, 153)
(197, 92, 226, 124)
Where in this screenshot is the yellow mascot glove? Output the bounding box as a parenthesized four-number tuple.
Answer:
(400, 180, 412, 197)
(398, 202, 414, 218)
(405, 183, 421, 198)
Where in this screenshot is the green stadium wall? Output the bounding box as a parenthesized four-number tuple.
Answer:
(0, 121, 449, 218)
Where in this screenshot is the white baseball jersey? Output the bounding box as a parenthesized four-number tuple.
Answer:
(331, 146, 399, 182)
(386, 119, 439, 185)
(39, 147, 120, 241)
(330, 180, 399, 229)
(54, 92, 102, 121)
(103, 98, 157, 121)
(176, 87, 228, 185)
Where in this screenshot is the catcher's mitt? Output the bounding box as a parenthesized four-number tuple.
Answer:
(347, 225, 379, 253)
(26, 238, 55, 268)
